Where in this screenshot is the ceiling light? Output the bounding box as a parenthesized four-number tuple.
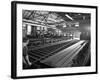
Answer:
(75, 22, 79, 27)
(78, 14, 81, 15)
(63, 25, 66, 28)
(65, 14, 74, 20)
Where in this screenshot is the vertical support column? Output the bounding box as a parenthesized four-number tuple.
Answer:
(22, 23, 27, 38)
(31, 25, 37, 38)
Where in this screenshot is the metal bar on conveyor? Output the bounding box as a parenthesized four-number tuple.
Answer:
(28, 40, 78, 63)
(55, 45, 81, 67)
(60, 41, 88, 67)
(41, 40, 87, 67)
(82, 43, 90, 66)
(28, 39, 72, 50)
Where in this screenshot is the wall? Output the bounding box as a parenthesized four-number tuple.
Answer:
(0, 0, 99, 80)
(79, 19, 90, 32)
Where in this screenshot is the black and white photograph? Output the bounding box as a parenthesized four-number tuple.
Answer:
(22, 10, 91, 69)
(11, 1, 97, 79)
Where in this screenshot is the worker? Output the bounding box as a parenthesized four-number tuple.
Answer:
(23, 38, 32, 68)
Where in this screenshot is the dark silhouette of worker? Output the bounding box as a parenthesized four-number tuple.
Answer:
(23, 38, 32, 68)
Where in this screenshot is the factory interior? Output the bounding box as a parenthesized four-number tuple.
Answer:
(22, 10, 91, 69)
